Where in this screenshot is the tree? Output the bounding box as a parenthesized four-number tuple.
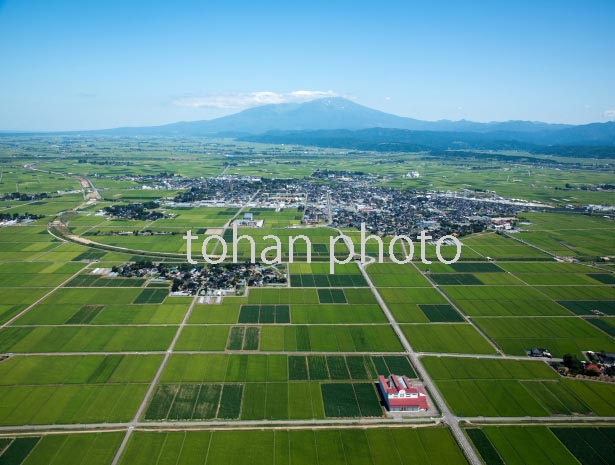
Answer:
(562, 353, 581, 372)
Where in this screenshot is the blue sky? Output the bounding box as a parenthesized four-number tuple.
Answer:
(0, 0, 614, 130)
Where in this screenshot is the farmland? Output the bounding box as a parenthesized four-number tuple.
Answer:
(0, 137, 613, 465)
(117, 427, 469, 465)
(422, 356, 613, 417)
(467, 426, 615, 465)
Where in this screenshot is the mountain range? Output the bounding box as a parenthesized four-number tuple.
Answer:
(7, 98, 615, 153)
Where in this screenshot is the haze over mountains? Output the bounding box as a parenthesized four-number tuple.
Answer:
(85, 98, 615, 149)
(8, 98, 614, 154)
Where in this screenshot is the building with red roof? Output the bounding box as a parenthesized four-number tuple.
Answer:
(377, 374, 428, 412)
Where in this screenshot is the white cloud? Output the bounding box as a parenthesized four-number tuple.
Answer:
(173, 90, 340, 109)
(604, 110, 615, 120)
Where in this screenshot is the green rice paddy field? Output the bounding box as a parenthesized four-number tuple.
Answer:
(467, 426, 615, 465)
(423, 356, 615, 417)
(0, 146, 613, 464)
(0, 355, 162, 426)
(117, 427, 469, 465)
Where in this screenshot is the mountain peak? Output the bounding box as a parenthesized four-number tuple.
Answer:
(86, 98, 600, 142)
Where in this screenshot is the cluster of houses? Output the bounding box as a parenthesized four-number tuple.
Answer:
(583, 351, 615, 377)
(0, 212, 42, 225)
(90, 164, 551, 243)
(0, 191, 52, 201)
(112, 261, 286, 295)
(102, 201, 169, 221)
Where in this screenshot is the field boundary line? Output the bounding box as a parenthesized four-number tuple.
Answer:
(109, 292, 201, 465)
(0, 263, 91, 330)
(357, 257, 482, 465)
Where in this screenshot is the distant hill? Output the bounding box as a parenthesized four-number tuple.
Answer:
(5, 97, 615, 150)
(241, 126, 615, 158)
(84, 97, 578, 137)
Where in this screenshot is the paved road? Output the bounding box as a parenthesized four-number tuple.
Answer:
(2, 414, 614, 436)
(4, 350, 410, 357)
(461, 416, 615, 424)
(2, 350, 561, 364)
(502, 232, 556, 258)
(0, 264, 91, 330)
(0, 417, 441, 435)
(416, 352, 561, 363)
(357, 258, 483, 465)
(110, 293, 201, 465)
(405, 245, 504, 357)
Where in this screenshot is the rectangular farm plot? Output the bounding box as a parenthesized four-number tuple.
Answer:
(0, 433, 124, 465)
(388, 303, 431, 323)
(145, 383, 243, 420)
(321, 383, 383, 418)
(290, 262, 362, 275)
(443, 285, 549, 302)
(423, 356, 559, 381)
(160, 354, 288, 383)
(0, 354, 163, 385)
(473, 317, 615, 357)
(0, 289, 50, 324)
(0, 271, 86, 289)
(441, 285, 573, 317)
(537, 285, 615, 301)
(498, 262, 594, 274)
(15, 303, 188, 325)
(0, 304, 27, 326)
(587, 318, 615, 336)
(422, 357, 598, 417)
(379, 287, 448, 305)
(551, 427, 615, 465)
(560, 379, 615, 416)
(290, 274, 367, 287)
(401, 324, 496, 354)
(0, 355, 161, 428)
(238, 304, 290, 323)
(119, 427, 469, 465)
(247, 288, 319, 304)
(367, 263, 431, 287)
(558, 300, 615, 315)
(470, 426, 586, 465)
(65, 274, 146, 288)
(242, 382, 293, 420)
(453, 298, 572, 317)
(344, 288, 378, 304)
(588, 273, 615, 284)
(40, 287, 143, 305)
(188, 303, 241, 324)
(430, 273, 484, 285)
(260, 325, 404, 352)
(133, 288, 169, 304)
(226, 326, 260, 350)
(175, 326, 231, 351)
(513, 272, 611, 286)
(419, 304, 465, 322)
(227, 326, 245, 350)
(146, 381, 324, 421)
(287, 355, 415, 381)
(465, 429, 506, 465)
(0, 326, 177, 353)
(461, 233, 552, 259)
(290, 303, 386, 324)
(317, 288, 347, 303)
(371, 355, 417, 378)
(450, 262, 504, 273)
